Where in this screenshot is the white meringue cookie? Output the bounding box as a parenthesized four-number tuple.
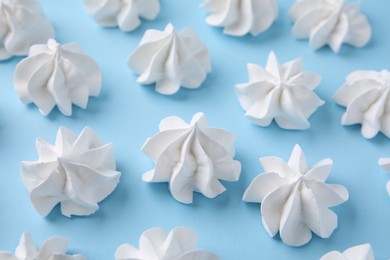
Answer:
(379, 158, 390, 196)
(21, 127, 121, 217)
(288, 0, 371, 53)
(243, 144, 349, 247)
(333, 70, 390, 139)
(0, 0, 55, 60)
(14, 39, 102, 116)
(82, 0, 160, 32)
(141, 112, 241, 203)
(0, 232, 85, 260)
(236, 51, 324, 130)
(320, 243, 374, 260)
(202, 0, 278, 36)
(128, 23, 212, 95)
(115, 227, 220, 260)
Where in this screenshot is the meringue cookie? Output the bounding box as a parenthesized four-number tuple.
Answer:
(14, 39, 102, 116)
(333, 70, 390, 139)
(243, 144, 349, 246)
(0, 232, 85, 260)
(142, 112, 241, 203)
(0, 0, 55, 60)
(128, 23, 211, 95)
(379, 157, 390, 195)
(82, 0, 160, 32)
(202, 0, 278, 36)
(21, 127, 121, 217)
(288, 0, 371, 53)
(320, 243, 374, 260)
(115, 227, 220, 260)
(236, 51, 324, 130)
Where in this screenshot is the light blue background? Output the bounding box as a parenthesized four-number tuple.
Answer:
(1, 0, 390, 259)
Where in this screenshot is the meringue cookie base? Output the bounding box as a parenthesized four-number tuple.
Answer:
(0, 0, 389, 259)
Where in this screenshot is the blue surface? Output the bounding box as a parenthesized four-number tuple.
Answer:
(1, 0, 390, 259)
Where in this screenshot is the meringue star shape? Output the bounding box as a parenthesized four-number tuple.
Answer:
(378, 157, 390, 196)
(0, 0, 55, 60)
(128, 23, 212, 95)
(21, 127, 121, 217)
(82, 0, 160, 32)
(288, 0, 371, 53)
(0, 232, 85, 260)
(14, 38, 102, 116)
(243, 144, 349, 246)
(333, 70, 390, 139)
(115, 227, 220, 260)
(141, 112, 241, 203)
(236, 51, 324, 130)
(320, 243, 374, 260)
(201, 0, 278, 36)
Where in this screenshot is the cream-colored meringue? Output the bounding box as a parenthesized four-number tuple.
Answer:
(0, 0, 55, 60)
(379, 158, 390, 196)
(82, 0, 160, 32)
(115, 227, 220, 260)
(320, 243, 374, 260)
(202, 0, 278, 36)
(0, 232, 85, 260)
(14, 39, 102, 116)
(243, 144, 349, 247)
(128, 23, 211, 95)
(236, 51, 324, 130)
(21, 127, 121, 217)
(333, 70, 390, 139)
(142, 112, 241, 203)
(288, 0, 371, 53)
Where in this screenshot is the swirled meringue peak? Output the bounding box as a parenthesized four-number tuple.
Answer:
(288, 0, 371, 53)
(379, 158, 390, 196)
(14, 39, 102, 116)
(21, 127, 121, 217)
(141, 112, 241, 203)
(243, 144, 349, 246)
(0, 232, 85, 260)
(333, 70, 390, 139)
(202, 0, 278, 36)
(82, 0, 160, 32)
(115, 227, 220, 260)
(320, 244, 374, 260)
(128, 23, 211, 95)
(236, 51, 324, 130)
(0, 0, 55, 60)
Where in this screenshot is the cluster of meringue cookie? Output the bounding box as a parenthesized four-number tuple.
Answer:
(1, 0, 387, 259)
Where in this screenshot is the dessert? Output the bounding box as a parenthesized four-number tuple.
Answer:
(20, 127, 121, 217)
(13, 38, 102, 116)
(202, 0, 278, 36)
(333, 70, 390, 139)
(288, 0, 371, 53)
(0, 232, 85, 259)
(379, 157, 390, 195)
(115, 227, 220, 260)
(236, 51, 324, 130)
(82, 0, 160, 32)
(243, 144, 349, 246)
(0, 0, 54, 60)
(320, 243, 374, 260)
(141, 112, 241, 203)
(128, 23, 211, 95)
